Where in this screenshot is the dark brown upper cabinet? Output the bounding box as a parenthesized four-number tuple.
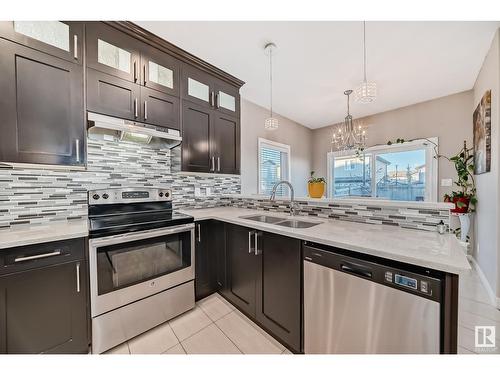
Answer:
(86, 22, 142, 83)
(0, 38, 85, 166)
(182, 101, 213, 172)
(182, 65, 215, 109)
(87, 69, 180, 130)
(182, 65, 240, 117)
(181, 101, 240, 174)
(211, 113, 240, 174)
(214, 80, 240, 117)
(141, 86, 180, 130)
(0, 21, 83, 65)
(142, 47, 180, 96)
(87, 68, 141, 122)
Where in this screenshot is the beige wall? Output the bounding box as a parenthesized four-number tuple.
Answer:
(473, 29, 499, 302)
(240, 99, 313, 197)
(312, 90, 474, 199)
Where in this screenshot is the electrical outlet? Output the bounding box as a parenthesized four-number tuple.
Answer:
(441, 178, 453, 187)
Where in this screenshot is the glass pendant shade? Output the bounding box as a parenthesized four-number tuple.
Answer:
(264, 42, 278, 130)
(265, 117, 279, 130)
(355, 21, 377, 103)
(355, 80, 377, 103)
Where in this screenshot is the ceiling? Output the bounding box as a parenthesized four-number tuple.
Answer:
(137, 21, 499, 129)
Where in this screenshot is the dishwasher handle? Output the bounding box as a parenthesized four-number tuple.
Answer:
(340, 262, 373, 279)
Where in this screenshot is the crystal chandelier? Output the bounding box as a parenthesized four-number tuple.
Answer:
(355, 21, 377, 103)
(264, 42, 278, 130)
(332, 90, 367, 151)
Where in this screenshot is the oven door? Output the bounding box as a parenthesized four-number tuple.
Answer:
(89, 223, 195, 317)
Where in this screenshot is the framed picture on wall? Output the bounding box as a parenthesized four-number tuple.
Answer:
(473, 90, 491, 175)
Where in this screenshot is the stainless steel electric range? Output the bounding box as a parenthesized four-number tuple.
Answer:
(87, 188, 195, 353)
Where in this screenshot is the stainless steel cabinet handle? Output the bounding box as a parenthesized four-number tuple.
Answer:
(254, 232, 262, 256)
(210, 91, 215, 107)
(134, 98, 138, 118)
(75, 139, 80, 163)
(144, 100, 148, 121)
(210, 156, 215, 172)
(15, 250, 61, 263)
(196, 223, 201, 243)
(76, 262, 81, 293)
(248, 231, 254, 254)
(215, 93, 220, 109)
(73, 35, 78, 59)
(217, 157, 220, 172)
(133, 61, 137, 82)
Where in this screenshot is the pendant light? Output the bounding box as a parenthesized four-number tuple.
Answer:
(264, 42, 278, 130)
(332, 90, 367, 151)
(355, 21, 377, 103)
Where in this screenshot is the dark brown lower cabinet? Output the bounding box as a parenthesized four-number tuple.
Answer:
(195, 220, 226, 301)
(222, 224, 302, 352)
(0, 238, 89, 354)
(255, 232, 302, 352)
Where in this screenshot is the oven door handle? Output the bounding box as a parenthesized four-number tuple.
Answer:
(89, 223, 195, 246)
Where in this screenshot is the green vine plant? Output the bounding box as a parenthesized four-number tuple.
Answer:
(383, 138, 477, 212)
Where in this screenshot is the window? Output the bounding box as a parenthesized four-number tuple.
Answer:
(327, 138, 438, 202)
(258, 138, 291, 197)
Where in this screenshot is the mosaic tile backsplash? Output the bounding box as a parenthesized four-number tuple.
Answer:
(0, 138, 240, 228)
(224, 197, 450, 232)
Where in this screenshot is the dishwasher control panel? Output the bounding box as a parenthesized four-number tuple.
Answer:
(303, 242, 442, 303)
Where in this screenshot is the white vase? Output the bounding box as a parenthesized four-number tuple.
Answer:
(458, 213, 472, 242)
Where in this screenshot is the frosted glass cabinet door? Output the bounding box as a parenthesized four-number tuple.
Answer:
(0, 21, 83, 64)
(86, 22, 141, 83)
(182, 66, 214, 108)
(142, 49, 180, 96)
(215, 82, 240, 116)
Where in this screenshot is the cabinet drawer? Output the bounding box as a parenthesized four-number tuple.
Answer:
(0, 238, 86, 276)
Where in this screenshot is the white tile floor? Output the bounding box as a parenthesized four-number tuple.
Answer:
(105, 292, 287, 354)
(105, 262, 500, 354)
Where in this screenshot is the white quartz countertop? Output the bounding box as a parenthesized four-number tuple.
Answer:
(181, 207, 471, 274)
(0, 219, 88, 250)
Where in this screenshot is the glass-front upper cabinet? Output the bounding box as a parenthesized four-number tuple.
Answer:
(86, 22, 141, 83)
(0, 21, 83, 64)
(215, 81, 240, 116)
(142, 48, 180, 96)
(182, 65, 214, 108)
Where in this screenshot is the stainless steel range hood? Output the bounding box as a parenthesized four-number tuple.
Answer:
(87, 112, 182, 149)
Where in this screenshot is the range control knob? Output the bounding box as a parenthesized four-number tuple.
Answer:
(164, 191, 170, 198)
(92, 194, 100, 200)
(159, 192, 164, 197)
(102, 193, 109, 200)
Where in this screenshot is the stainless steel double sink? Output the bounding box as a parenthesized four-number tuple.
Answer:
(239, 214, 322, 228)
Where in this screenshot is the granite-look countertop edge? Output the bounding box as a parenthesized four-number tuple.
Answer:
(0, 219, 89, 250)
(181, 207, 470, 274)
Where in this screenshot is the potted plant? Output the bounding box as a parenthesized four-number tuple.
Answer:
(308, 171, 326, 198)
(443, 141, 477, 214)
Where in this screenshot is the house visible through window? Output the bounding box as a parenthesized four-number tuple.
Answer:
(258, 138, 291, 197)
(327, 138, 438, 202)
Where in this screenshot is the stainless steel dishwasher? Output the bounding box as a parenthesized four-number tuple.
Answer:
(303, 243, 443, 354)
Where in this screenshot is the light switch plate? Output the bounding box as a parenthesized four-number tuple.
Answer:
(441, 178, 453, 187)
